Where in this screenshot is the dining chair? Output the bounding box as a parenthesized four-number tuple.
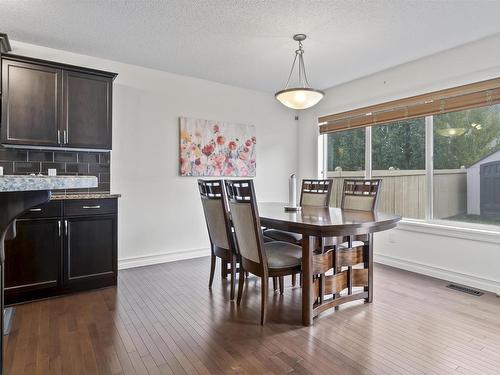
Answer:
(313, 179, 382, 305)
(339, 179, 382, 246)
(225, 179, 302, 325)
(198, 179, 239, 300)
(264, 179, 332, 287)
(264, 179, 333, 245)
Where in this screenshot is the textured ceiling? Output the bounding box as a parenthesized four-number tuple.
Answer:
(1, 0, 500, 92)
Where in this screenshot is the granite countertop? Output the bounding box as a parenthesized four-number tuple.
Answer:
(51, 193, 121, 200)
(0, 175, 97, 192)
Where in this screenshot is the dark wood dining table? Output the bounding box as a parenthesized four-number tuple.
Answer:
(258, 202, 401, 326)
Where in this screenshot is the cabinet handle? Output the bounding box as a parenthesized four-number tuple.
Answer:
(58, 220, 61, 237)
(57, 130, 61, 144)
(82, 205, 101, 209)
(63, 130, 68, 144)
(29, 208, 42, 212)
(65, 220, 68, 236)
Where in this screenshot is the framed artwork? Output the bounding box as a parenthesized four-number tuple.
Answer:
(179, 117, 256, 176)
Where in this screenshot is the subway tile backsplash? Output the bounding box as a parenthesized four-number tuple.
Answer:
(0, 146, 111, 193)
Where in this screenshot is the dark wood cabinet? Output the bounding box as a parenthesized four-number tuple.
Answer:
(1, 54, 116, 150)
(4, 218, 62, 302)
(65, 215, 117, 290)
(1, 60, 62, 146)
(4, 198, 118, 305)
(63, 71, 112, 149)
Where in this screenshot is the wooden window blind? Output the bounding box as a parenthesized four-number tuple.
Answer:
(318, 77, 500, 134)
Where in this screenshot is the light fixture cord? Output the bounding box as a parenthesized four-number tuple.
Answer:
(284, 40, 311, 89)
(300, 44, 311, 88)
(284, 50, 298, 89)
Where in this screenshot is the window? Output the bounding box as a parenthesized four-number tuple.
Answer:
(326, 128, 365, 207)
(321, 78, 500, 228)
(326, 128, 365, 172)
(372, 119, 426, 219)
(433, 104, 500, 225)
(323, 104, 500, 227)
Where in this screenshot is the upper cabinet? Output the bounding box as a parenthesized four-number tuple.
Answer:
(1, 60, 62, 146)
(64, 71, 112, 149)
(1, 54, 117, 150)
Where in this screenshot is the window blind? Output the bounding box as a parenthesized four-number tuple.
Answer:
(318, 77, 500, 134)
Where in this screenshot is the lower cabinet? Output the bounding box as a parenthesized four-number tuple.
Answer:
(65, 215, 117, 291)
(4, 198, 118, 305)
(4, 218, 62, 303)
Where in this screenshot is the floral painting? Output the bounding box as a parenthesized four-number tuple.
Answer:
(179, 117, 256, 176)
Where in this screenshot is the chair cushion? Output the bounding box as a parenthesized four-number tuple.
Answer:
(338, 240, 365, 249)
(263, 229, 302, 244)
(264, 241, 302, 268)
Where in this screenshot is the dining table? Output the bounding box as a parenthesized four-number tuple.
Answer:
(258, 202, 401, 326)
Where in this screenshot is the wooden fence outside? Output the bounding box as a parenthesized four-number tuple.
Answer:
(326, 169, 467, 219)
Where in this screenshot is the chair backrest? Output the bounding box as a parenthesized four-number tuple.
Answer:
(198, 179, 232, 250)
(224, 179, 267, 274)
(300, 179, 333, 207)
(341, 179, 382, 211)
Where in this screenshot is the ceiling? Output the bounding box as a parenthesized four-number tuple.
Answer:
(1, 0, 500, 93)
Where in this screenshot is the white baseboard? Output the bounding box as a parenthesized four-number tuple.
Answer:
(375, 253, 500, 294)
(118, 247, 209, 270)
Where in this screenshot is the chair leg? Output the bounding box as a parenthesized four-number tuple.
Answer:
(209, 252, 216, 288)
(230, 255, 236, 300)
(221, 260, 228, 279)
(279, 276, 284, 295)
(261, 277, 268, 325)
(272, 277, 277, 291)
(237, 267, 245, 305)
(299, 272, 302, 288)
(291, 274, 296, 287)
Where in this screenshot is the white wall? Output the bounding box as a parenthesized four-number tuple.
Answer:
(298, 33, 500, 293)
(10, 41, 297, 268)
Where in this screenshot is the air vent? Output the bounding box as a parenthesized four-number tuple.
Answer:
(446, 284, 483, 296)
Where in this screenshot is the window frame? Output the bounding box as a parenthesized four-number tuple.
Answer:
(321, 113, 500, 233)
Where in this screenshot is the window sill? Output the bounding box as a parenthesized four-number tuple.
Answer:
(395, 219, 500, 244)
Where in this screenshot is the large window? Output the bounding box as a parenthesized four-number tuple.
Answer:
(327, 128, 365, 172)
(433, 104, 500, 224)
(372, 119, 426, 219)
(325, 103, 500, 228)
(326, 128, 365, 207)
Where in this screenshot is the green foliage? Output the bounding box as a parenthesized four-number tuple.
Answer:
(327, 104, 500, 171)
(434, 104, 500, 169)
(327, 128, 365, 171)
(372, 119, 425, 170)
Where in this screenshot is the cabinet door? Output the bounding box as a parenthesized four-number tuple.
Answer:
(4, 218, 62, 304)
(64, 215, 117, 290)
(63, 71, 112, 149)
(1, 59, 62, 146)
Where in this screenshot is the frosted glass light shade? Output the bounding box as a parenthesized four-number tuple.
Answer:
(275, 88, 325, 110)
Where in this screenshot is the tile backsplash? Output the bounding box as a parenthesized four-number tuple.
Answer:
(0, 147, 110, 193)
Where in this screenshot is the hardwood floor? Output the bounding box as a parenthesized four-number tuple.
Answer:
(4, 257, 500, 374)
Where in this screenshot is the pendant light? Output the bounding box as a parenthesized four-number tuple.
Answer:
(275, 34, 324, 110)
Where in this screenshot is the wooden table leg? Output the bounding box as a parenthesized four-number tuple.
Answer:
(302, 235, 315, 326)
(365, 233, 374, 303)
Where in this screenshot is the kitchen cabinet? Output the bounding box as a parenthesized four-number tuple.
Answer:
(1, 59, 62, 146)
(4, 217, 62, 303)
(1, 54, 116, 150)
(4, 198, 118, 305)
(63, 71, 112, 149)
